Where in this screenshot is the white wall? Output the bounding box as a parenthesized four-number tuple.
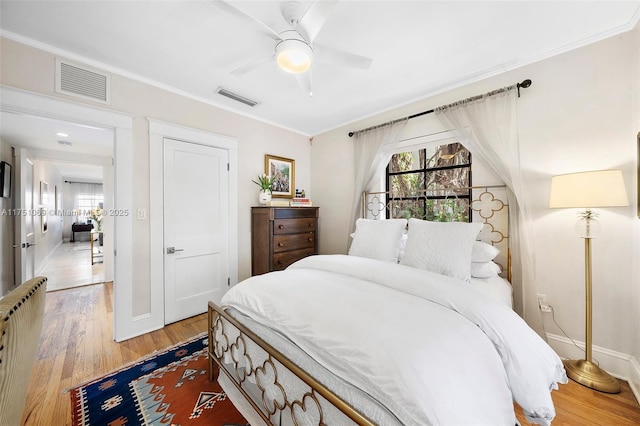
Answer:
(0, 37, 311, 317)
(312, 26, 639, 378)
(631, 22, 640, 395)
(0, 137, 14, 296)
(33, 160, 63, 273)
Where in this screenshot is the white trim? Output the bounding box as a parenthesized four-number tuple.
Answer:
(545, 332, 633, 380)
(35, 239, 62, 276)
(630, 357, 640, 405)
(0, 85, 136, 342)
(1, 31, 308, 137)
(148, 118, 238, 327)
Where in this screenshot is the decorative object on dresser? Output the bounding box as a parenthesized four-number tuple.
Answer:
(252, 173, 274, 205)
(549, 169, 629, 393)
(251, 206, 318, 275)
(265, 154, 295, 198)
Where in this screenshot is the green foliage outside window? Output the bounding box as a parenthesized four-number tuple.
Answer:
(387, 143, 471, 222)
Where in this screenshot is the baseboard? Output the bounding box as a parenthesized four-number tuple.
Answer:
(35, 239, 63, 275)
(545, 333, 632, 380)
(630, 357, 640, 404)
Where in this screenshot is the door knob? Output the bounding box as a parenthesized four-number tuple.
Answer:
(166, 247, 184, 254)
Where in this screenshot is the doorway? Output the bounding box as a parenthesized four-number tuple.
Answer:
(1, 86, 134, 341)
(148, 119, 238, 327)
(163, 138, 229, 323)
(39, 174, 110, 292)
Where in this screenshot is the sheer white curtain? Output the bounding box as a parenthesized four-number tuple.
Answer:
(71, 182, 104, 219)
(435, 87, 542, 335)
(349, 119, 408, 234)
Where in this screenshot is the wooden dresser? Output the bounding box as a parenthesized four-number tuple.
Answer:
(251, 206, 319, 276)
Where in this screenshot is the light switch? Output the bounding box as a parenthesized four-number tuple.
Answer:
(137, 208, 146, 220)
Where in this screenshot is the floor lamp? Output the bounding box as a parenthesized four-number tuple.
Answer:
(549, 169, 628, 393)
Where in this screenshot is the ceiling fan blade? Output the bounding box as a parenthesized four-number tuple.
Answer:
(314, 44, 372, 70)
(208, 0, 283, 41)
(297, 0, 339, 43)
(295, 71, 313, 97)
(231, 55, 274, 76)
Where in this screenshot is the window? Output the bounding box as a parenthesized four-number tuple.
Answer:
(386, 142, 472, 221)
(76, 192, 103, 217)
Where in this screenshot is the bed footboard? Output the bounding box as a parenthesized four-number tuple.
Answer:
(208, 301, 375, 426)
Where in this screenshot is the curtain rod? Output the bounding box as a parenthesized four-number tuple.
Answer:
(348, 79, 532, 137)
(64, 180, 103, 184)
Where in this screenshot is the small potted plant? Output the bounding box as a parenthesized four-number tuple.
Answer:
(252, 173, 274, 204)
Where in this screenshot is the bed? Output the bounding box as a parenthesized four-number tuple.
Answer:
(208, 186, 567, 425)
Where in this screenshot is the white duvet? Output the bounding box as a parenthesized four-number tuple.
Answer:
(222, 255, 567, 425)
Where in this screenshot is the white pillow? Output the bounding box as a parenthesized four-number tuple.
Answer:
(397, 232, 408, 263)
(400, 218, 483, 281)
(471, 241, 500, 263)
(348, 218, 408, 263)
(471, 261, 502, 278)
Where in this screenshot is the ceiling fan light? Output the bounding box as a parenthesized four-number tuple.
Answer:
(276, 39, 312, 74)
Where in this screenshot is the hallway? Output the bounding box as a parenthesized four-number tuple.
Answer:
(39, 239, 104, 291)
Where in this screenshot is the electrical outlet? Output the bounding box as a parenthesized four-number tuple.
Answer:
(537, 294, 551, 313)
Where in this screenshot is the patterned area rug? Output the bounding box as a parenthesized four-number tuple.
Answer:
(70, 333, 248, 426)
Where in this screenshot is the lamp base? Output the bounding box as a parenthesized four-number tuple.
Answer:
(563, 359, 620, 393)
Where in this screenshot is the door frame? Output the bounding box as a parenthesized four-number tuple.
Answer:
(13, 148, 35, 285)
(149, 119, 238, 330)
(0, 85, 134, 341)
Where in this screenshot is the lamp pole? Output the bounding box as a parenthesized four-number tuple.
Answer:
(562, 215, 620, 393)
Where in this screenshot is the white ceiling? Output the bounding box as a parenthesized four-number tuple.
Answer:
(1, 1, 640, 139)
(0, 111, 112, 182)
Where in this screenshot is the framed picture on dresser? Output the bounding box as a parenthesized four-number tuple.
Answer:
(265, 154, 295, 198)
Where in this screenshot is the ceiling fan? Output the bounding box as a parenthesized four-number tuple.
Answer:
(210, 0, 373, 96)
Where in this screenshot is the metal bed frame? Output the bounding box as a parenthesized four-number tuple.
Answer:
(208, 185, 510, 425)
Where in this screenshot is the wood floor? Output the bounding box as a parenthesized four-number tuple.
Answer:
(39, 240, 104, 292)
(21, 282, 207, 425)
(21, 282, 640, 425)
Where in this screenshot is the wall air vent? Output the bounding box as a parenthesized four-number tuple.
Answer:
(216, 87, 259, 107)
(55, 58, 111, 104)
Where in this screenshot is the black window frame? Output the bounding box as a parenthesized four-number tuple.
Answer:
(385, 143, 472, 222)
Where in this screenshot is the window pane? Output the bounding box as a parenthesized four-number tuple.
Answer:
(389, 172, 424, 196)
(424, 143, 469, 169)
(425, 168, 470, 190)
(389, 198, 469, 222)
(388, 150, 426, 173)
(385, 141, 471, 222)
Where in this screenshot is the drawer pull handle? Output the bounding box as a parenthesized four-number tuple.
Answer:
(308, 238, 313, 242)
(278, 242, 284, 247)
(308, 223, 313, 227)
(278, 259, 283, 264)
(279, 225, 284, 229)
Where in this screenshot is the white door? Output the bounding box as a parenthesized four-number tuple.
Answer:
(14, 148, 36, 285)
(163, 138, 230, 324)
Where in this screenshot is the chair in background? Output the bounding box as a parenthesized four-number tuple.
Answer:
(0, 276, 47, 425)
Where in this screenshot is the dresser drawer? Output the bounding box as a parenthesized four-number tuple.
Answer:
(273, 233, 315, 253)
(272, 249, 316, 270)
(273, 218, 317, 234)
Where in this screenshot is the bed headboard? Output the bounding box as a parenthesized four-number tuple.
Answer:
(362, 185, 510, 281)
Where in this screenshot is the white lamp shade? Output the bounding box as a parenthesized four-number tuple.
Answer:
(549, 169, 629, 208)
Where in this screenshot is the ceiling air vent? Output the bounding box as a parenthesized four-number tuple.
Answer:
(216, 87, 259, 107)
(55, 58, 111, 104)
